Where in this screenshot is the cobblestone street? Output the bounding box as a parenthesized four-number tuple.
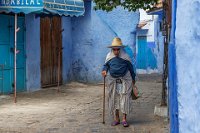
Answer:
(0, 74, 168, 133)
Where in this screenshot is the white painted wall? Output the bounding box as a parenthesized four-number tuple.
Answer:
(139, 9, 153, 21)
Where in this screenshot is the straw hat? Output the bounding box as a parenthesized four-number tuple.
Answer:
(108, 37, 125, 48)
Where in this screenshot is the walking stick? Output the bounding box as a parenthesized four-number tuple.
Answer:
(57, 29, 64, 93)
(103, 76, 105, 124)
(57, 49, 61, 93)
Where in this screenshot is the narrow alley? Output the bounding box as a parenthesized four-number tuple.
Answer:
(0, 74, 168, 133)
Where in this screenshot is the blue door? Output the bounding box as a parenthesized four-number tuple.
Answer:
(0, 14, 26, 94)
(136, 36, 157, 69)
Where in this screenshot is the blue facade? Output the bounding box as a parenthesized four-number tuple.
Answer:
(0, 1, 139, 91)
(62, 17, 73, 83)
(25, 14, 41, 92)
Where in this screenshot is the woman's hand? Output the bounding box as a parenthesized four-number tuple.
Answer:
(102, 71, 107, 77)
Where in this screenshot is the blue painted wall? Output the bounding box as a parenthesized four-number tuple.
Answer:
(25, 15, 74, 91)
(71, 1, 93, 83)
(25, 14, 41, 92)
(62, 17, 73, 84)
(95, 6, 139, 47)
(169, 0, 179, 132)
(12, 0, 139, 91)
(71, 1, 139, 83)
(174, 0, 200, 132)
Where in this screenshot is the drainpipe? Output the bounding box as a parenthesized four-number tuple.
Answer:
(14, 14, 17, 103)
(14, 14, 20, 103)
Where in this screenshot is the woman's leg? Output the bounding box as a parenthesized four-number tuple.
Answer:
(115, 109, 120, 122)
(112, 83, 121, 126)
(122, 113, 127, 122)
(111, 109, 120, 126)
(114, 83, 120, 122)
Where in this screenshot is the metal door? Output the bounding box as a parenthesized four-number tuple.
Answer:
(137, 36, 147, 69)
(0, 14, 26, 94)
(136, 36, 157, 69)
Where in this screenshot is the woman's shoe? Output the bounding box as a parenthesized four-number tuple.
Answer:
(121, 121, 129, 127)
(111, 121, 120, 126)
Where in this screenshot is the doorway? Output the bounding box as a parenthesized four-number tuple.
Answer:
(136, 36, 157, 69)
(40, 16, 62, 88)
(0, 14, 26, 94)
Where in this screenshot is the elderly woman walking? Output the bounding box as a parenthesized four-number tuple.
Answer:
(102, 37, 135, 127)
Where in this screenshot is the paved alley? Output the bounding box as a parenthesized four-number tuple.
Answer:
(0, 74, 168, 133)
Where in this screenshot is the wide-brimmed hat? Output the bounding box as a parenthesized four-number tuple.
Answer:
(108, 37, 125, 48)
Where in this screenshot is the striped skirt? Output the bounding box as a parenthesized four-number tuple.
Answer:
(106, 71, 133, 115)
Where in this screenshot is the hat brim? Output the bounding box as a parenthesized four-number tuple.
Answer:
(107, 45, 126, 48)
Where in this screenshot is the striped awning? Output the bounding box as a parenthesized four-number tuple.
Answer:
(0, 0, 84, 16)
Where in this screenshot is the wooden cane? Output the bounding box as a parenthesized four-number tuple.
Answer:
(57, 29, 64, 93)
(57, 49, 61, 93)
(103, 76, 105, 124)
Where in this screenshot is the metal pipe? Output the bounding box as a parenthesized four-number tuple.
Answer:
(14, 14, 17, 103)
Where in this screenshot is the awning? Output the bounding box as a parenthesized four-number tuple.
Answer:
(0, 0, 84, 16)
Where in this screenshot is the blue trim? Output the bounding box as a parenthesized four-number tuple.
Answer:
(169, 0, 179, 132)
